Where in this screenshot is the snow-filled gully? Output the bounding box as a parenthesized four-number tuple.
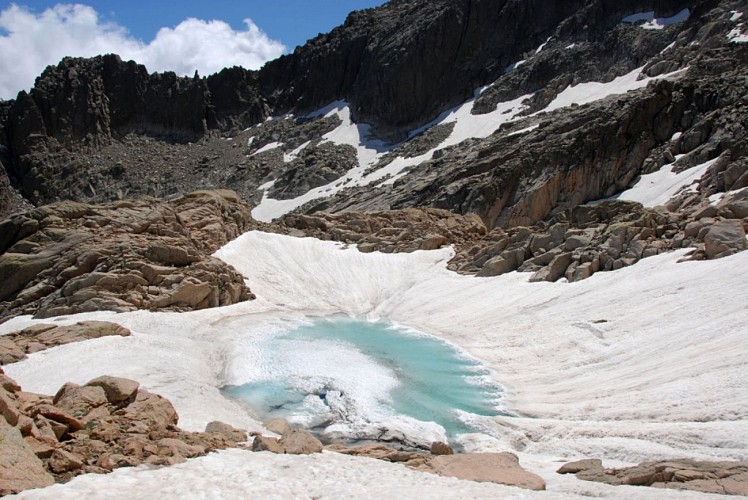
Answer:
(3, 230, 747, 498)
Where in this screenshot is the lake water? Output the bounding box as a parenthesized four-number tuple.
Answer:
(223, 318, 504, 447)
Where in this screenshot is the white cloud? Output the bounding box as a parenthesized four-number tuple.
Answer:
(0, 3, 286, 100)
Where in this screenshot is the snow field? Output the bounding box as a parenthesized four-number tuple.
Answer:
(3, 229, 747, 498)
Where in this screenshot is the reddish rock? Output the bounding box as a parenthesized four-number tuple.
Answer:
(424, 452, 546, 491)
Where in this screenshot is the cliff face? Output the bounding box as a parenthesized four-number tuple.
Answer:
(259, 0, 693, 133)
(0, 0, 745, 226)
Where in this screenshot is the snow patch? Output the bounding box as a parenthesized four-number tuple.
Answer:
(539, 66, 688, 114)
(622, 9, 690, 30)
(506, 124, 539, 137)
(535, 37, 552, 54)
(731, 11, 744, 22)
(728, 24, 748, 43)
(504, 59, 526, 73)
(709, 186, 748, 206)
(617, 157, 719, 207)
(283, 140, 310, 163)
(251, 141, 282, 156)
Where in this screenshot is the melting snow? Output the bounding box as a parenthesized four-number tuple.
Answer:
(251, 141, 283, 156)
(622, 9, 690, 30)
(4, 229, 748, 498)
(728, 24, 748, 43)
(617, 157, 719, 207)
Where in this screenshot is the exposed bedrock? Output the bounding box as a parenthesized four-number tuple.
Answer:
(557, 458, 748, 496)
(0, 367, 246, 495)
(0, 190, 257, 321)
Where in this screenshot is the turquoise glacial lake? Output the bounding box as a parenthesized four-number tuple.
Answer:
(223, 318, 504, 443)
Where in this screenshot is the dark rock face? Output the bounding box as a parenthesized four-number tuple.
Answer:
(260, 0, 692, 134)
(268, 142, 358, 200)
(1, 55, 269, 205)
(315, 63, 748, 230)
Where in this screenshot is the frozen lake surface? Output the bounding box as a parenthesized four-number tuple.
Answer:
(223, 318, 504, 446)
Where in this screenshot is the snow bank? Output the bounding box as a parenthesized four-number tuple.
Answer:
(251, 141, 283, 156)
(3, 229, 747, 498)
(616, 157, 719, 207)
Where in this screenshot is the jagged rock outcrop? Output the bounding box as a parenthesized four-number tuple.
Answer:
(557, 458, 748, 495)
(268, 142, 359, 200)
(0, 190, 256, 321)
(0, 167, 13, 218)
(0, 368, 247, 494)
(0, 56, 272, 207)
(0, 0, 744, 230)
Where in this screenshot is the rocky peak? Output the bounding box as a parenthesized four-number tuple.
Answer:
(259, 0, 694, 134)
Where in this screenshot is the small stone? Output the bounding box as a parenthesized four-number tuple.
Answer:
(85, 376, 140, 404)
(279, 428, 323, 455)
(264, 418, 291, 436)
(252, 435, 284, 454)
(430, 441, 454, 455)
(557, 458, 604, 474)
(205, 421, 247, 442)
(48, 449, 85, 473)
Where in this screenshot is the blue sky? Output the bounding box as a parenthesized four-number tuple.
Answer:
(0, 1, 387, 98)
(0, 1, 387, 50)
